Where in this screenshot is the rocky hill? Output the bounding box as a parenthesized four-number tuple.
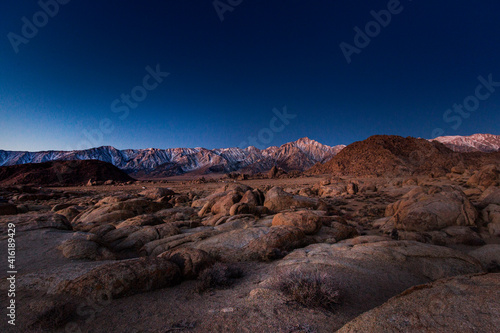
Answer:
(0, 160, 135, 186)
(308, 135, 500, 177)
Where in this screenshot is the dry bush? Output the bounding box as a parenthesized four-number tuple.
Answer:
(270, 268, 341, 310)
(196, 262, 243, 293)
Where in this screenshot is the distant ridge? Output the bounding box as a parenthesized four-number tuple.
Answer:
(0, 138, 345, 177)
(432, 133, 500, 153)
(0, 160, 134, 186)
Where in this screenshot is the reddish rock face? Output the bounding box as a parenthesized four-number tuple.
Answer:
(308, 135, 500, 177)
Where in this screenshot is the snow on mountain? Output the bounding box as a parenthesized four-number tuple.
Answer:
(0, 138, 345, 176)
(431, 134, 500, 153)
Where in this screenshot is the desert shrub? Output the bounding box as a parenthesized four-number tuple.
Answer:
(196, 262, 243, 293)
(270, 268, 341, 310)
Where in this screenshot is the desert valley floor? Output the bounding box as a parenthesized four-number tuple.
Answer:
(1, 167, 500, 332)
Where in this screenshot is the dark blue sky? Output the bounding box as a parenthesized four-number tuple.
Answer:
(1, 0, 499, 151)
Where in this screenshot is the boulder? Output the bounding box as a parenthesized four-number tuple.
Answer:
(337, 273, 500, 333)
(482, 204, 500, 236)
(271, 210, 326, 235)
(102, 225, 141, 245)
(158, 247, 214, 279)
(191, 226, 307, 262)
(155, 207, 199, 222)
(56, 206, 81, 222)
(229, 202, 253, 216)
(72, 199, 167, 231)
(58, 237, 115, 261)
(346, 182, 358, 195)
(112, 224, 180, 251)
(467, 164, 500, 188)
(386, 186, 477, 232)
(95, 195, 134, 206)
(267, 240, 483, 321)
(139, 187, 175, 200)
(243, 226, 307, 261)
(211, 191, 242, 215)
(268, 166, 286, 179)
(318, 184, 346, 197)
(115, 214, 164, 228)
(311, 222, 359, 243)
(239, 190, 260, 206)
(441, 226, 485, 246)
(469, 245, 500, 271)
(264, 187, 323, 212)
(478, 186, 500, 208)
(53, 257, 182, 301)
(51, 203, 74, 212)
(0, 212, 71, 233)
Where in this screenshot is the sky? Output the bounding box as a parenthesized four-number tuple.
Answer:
(0, 0, 499, 151)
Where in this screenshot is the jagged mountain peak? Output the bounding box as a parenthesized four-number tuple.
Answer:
(0, 138, 345, 176)
(432, 133, 500, 152)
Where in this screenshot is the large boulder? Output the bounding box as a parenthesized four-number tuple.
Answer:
(243, 226, 307, 261)
(56, 206, 82, 222)
(467, 164, 500, 188)
(264, 240, 483, 319)
(0, 212, 71, 234)
(239, 190, 262, 206)
(478, 186, 500, 208)
(469, 245, 500, 271)
(58, 233, 115, 261)
(337, 273, 500, 333)
(155, 207, 199, 222)
(111, 224, 180, 251)
(317, 184, 346, 197)
(481, 204, 500, 236)
(191, 226, 307, 262)
(158, 247, 214, 279)
(53, 257, 182, 301)
(311, 222, 359, 243)
(386, 186, 477, 232)
(271, 210, 327, 235)
(264, 187, 324, 212)
(115, 214, 164, 228)
(211, 191, 242, 215)
(139, 187, 175, 200)
(72, 199, 167, 231)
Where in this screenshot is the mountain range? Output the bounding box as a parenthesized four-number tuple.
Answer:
(0, 137, 345, 177)
(0, 134, 498, 177)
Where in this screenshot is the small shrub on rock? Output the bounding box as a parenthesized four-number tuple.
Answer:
(270, 268, 341, 311)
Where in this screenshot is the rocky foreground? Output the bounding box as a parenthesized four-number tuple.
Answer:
(0, 164, 499, 332)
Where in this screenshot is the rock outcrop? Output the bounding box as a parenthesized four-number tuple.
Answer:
(337, 273, 500, 333)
